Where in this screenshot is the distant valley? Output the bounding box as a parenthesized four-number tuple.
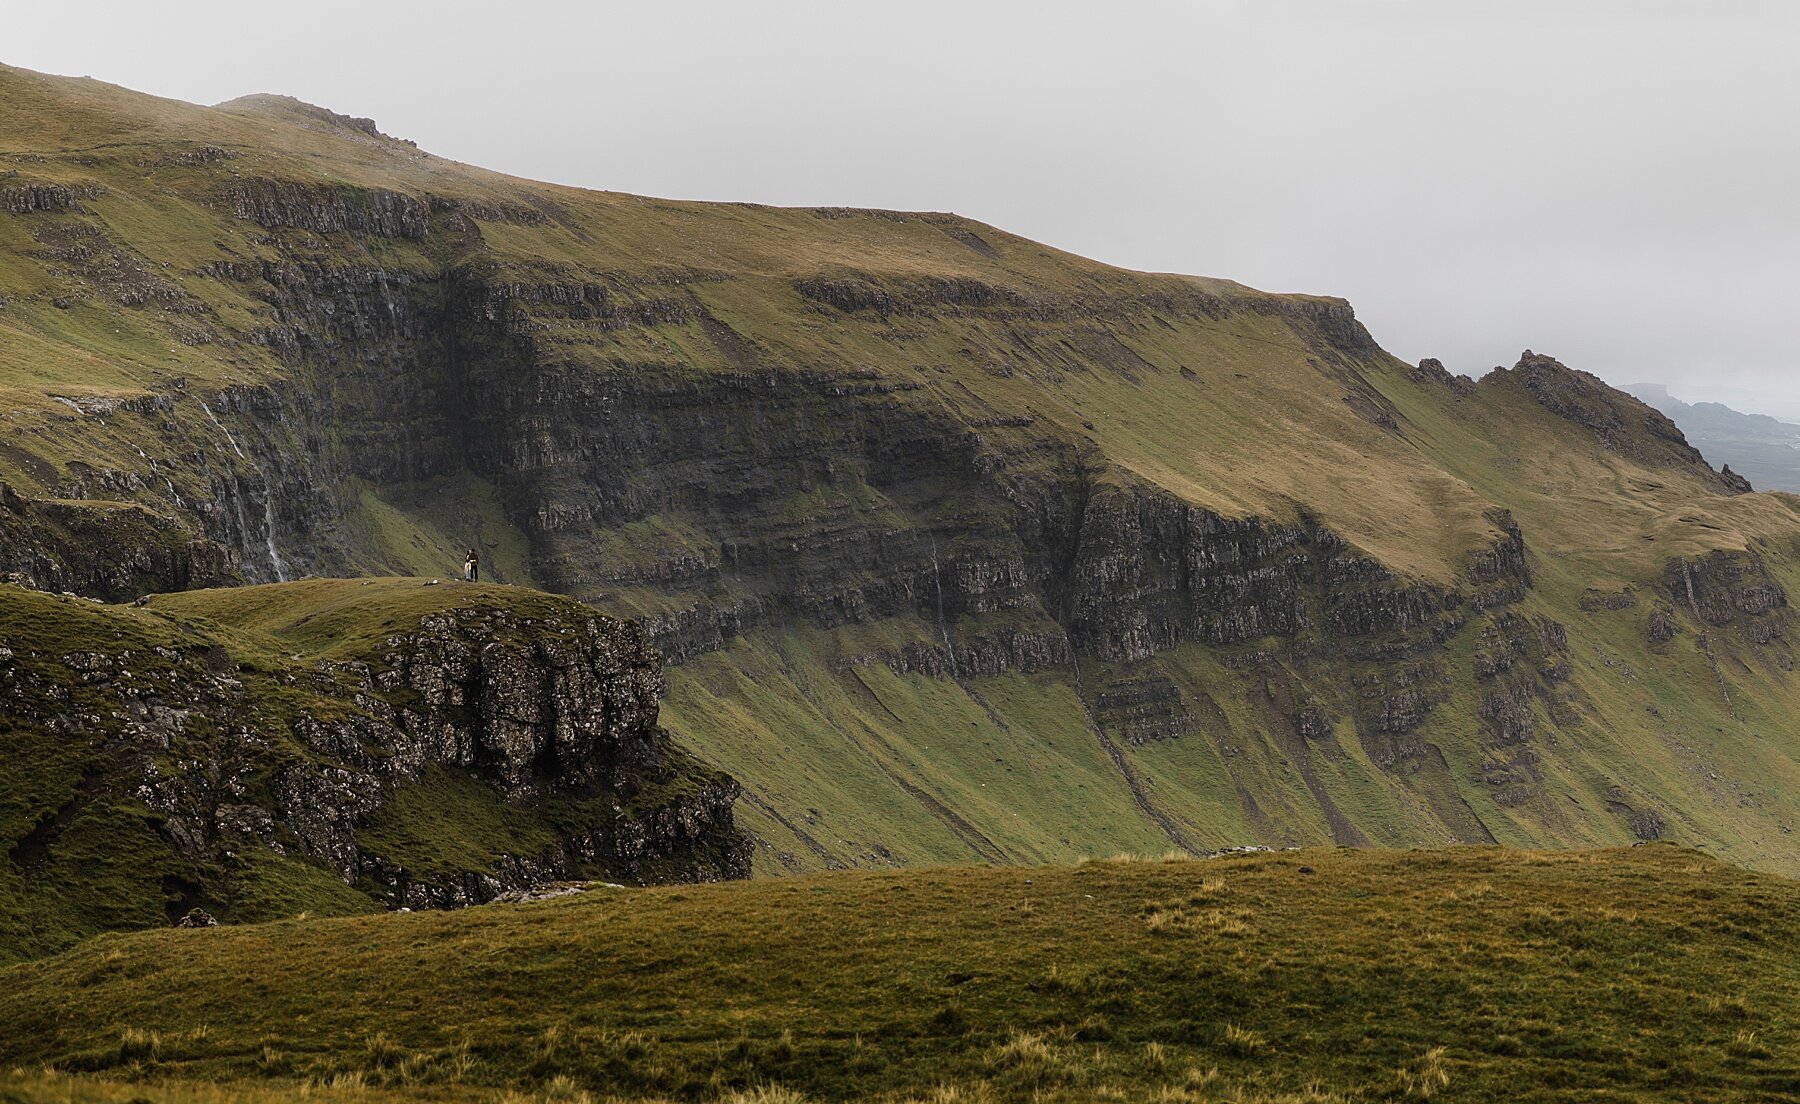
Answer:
(1628, 382, 1800, 493)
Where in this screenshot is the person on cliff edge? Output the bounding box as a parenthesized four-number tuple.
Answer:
(463, 548, 479, 582)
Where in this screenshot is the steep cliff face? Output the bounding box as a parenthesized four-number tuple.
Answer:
(0, 580, 748, 961)
(0, 481, 238, 599)
(8, 63, 1800, 886)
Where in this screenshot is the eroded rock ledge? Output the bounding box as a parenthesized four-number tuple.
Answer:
(3, 584, 750, 928)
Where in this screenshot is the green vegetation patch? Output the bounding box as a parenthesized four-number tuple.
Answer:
(141, 577, 606, 661)
(358, 766, 557, 879)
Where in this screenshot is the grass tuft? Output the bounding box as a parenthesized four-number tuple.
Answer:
(1395, 1046, 1451, 1098)
(115, 1027, 160, 1066)
(1220, 1024, 1268, 1059)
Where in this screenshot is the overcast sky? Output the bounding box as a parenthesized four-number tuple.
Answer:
(11, 1, 1798, 412)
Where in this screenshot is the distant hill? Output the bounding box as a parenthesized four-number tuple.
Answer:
(1627, 383, 1800, 493)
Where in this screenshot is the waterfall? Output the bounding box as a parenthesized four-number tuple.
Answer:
(200, 401, 246, 459)
(201, 399, 288, 582)
(261, 492, 290, 582)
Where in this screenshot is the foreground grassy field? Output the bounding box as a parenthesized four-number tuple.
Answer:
(3, 845, 1797, 1103)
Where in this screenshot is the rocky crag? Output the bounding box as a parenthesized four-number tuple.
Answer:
(0, 580, 747, 961)
(6, 62, 1800, 892)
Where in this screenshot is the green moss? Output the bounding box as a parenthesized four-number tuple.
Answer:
(358, 767, 556, 880)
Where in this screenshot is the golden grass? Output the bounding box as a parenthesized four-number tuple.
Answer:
(5, 846, 1795, 1102)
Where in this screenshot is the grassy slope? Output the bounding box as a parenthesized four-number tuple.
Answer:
(8, 62, 1800, 882)
(3, 846, 1798, 1103)
(664, 595, 1800, 881)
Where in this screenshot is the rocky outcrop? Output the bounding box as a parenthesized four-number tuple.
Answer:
(1409, 357, 1477, 396)
(1093, 675, 1197, 745)
(428, 194, 551, 226)
(794, 273, 1040, 318)
(1487, 352, 1748, 494)
(0, 180, 89, 214)
(1468, 608, 1572, 808)
(1720, 464, 1754, 494)
(361, 605, 669, 800)
(1665, 550, 1790, 646)
(160, 145, 237, 167)
(1049, 489, 1469, 663)
(215, 94, 406, 145)
(3, 585, 750, 931)
(27, 219, 199, 311)
(1251, 294, 1378, 352)
(840, 622, 1074, 680)
(226, 178, 429, 239)
(0, 483, 239, 600)
(1647, 602, 1680, 643)
(1466, 510, 1531, 608)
